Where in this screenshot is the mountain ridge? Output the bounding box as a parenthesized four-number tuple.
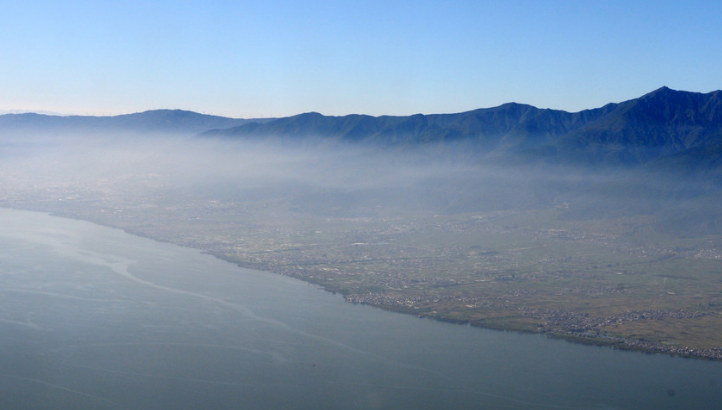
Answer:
(0, 109, 274, 136)
(199, 87, 722, 169)
(3, 87, 722, 169)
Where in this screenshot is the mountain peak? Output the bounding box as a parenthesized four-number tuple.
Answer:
(641, 86, 678, 99)
(296, 112, 324, 117)
(638, 86, 713, 102)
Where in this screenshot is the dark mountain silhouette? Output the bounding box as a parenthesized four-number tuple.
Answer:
(200, 87, 722, 169)
(3, 88, 722, 170)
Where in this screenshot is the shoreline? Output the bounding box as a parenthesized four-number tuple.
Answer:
(203, 250, 722, 361)
(380, 302, 722, 361)
(25, 208, 722, 362)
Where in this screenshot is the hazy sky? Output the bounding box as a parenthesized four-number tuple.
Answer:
(2, 1, 720, 118)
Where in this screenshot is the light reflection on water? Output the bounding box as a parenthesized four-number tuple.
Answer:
(0, 208, 720, 410)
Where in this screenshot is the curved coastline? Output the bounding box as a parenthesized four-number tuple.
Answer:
(20, 208, 722, 361)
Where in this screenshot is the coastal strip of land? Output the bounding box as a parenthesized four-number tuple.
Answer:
(4, 182, 720, 360)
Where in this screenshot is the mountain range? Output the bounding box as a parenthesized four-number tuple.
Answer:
(2, 87, 722, 170)
(201, 87, 722, 169)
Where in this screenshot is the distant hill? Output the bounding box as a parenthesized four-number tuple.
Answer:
(0, 109, 274, 136)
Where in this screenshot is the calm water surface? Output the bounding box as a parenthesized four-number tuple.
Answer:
(0, 208, 720, 409)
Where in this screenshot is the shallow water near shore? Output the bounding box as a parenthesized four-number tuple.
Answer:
(0, 208, 720, 410)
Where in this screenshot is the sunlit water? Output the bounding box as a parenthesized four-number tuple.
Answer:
(0, 208, 720, 410)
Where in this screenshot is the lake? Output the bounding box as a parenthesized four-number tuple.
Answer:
(0, 208, 720, 409)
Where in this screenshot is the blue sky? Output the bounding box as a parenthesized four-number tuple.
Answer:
(2, 1, 720, 118)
